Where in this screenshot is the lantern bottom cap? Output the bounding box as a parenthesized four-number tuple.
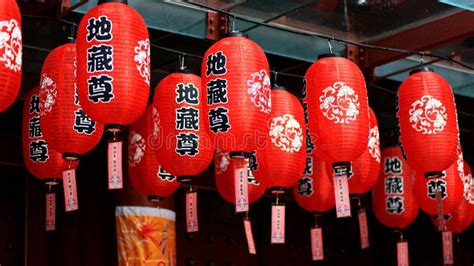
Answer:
(424, 171, 444, 178)
(229, 151, 251, 159)
(269, 187, 285, 194)
(106, 124, 126, 133)
(44, 178, 60, 186)
(178, 176, 193, 183)
(63, 153, 80, 161)
(147, 196, 164, 203)
(332, 161, 351, 169)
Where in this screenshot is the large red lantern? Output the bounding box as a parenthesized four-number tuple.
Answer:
(325, 107, 380, 194)
(305, 55, 369, 165)
(293, 155, 335, 213)
(128, 105, 180, 200)
(39, 43, 104, 164)
(76, 0, 149, 126)
(372, 147, 418, 229)
(414, 159, 463, 215)
(0, 0, 22, 112)
(305, 55, 369, 217)
(253, 88, 306, 192)
(76, 0, 150, 189)
(432, 199, 473, 233)
(214, 149, 266, 205)
(152, 72, 214, 180)
(201, 33, 271, 155)
(397, 69, 458, 177)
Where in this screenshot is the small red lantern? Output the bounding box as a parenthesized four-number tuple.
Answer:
(305, 54, 369, 217)
(214, 149, 266, 205)
(153, 72, 214, 180)
(76, 0, 150, 189)
(293, 155, 335, 213)
(0, 0, 22, 112)
(432, 199, 473, 233)
(372, 146, 418, 229)
(201, 33, 271, 155)
(128, 105, 180, 200)
(39, 43, 104, 163)
(414, 159, 463, 215)
(325, 107, 380, 194)
(253, 88, 306, 192)
(461, 159, 474, 204)
(23, 88, 78, 230)
(23, 87, 73, 182)
(397, 69, 458, 177)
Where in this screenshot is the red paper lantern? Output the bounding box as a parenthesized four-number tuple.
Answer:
(0, 0, 22, 112)
(22, 88, 75, 182)
(461, 158, 474, 205)
(214, 149, 266, 204)
(397, 69, 458, 176)
(39, 43, 104, 161)
(325, 107, 380, 194)
(305, 55, 369, 168)
(152, 72, 214, 180)
(201, 33, 271, 155)
(253, 88, 306, 192)
(293, 155, 335, 213)
(414, 159, 463, 215)
(372, 147, 418, 229)
(76, 1, 150, 127)
(432, 199, 473, 233)
(128, 105, 180, 199)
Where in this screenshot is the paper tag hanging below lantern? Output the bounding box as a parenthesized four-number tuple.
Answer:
(108, 141, 123, 189)
(333, 174, 351, 218)
(271, 205, 285, 244)
(234, 159, 249, 213)
(311, 227, 324, 261)
(435, 186, 445, 232)
(442, 231, 453, 265)
(358, 209, 369, 249)
(186, 191, 198, 233)
(397, 241, 409, 266)
(244, 219, 256, 255)
(45, 193, 56, 231)
(63, 169, 78, 212)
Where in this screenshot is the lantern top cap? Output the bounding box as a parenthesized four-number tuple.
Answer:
(409, 67, 434, 76)
(317, 53, 338, 59)
(271, 85, 288, 91)
(223, 31, 248, 38)
(98, 0, 128, 4)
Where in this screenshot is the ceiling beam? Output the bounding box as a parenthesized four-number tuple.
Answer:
(365, 10, 474, 70)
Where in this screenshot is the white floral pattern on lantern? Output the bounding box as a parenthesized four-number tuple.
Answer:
(319, 82, 360, 123)
(247, 69, 271, 114)
(269, 114, 303, 153)
(0, 19, 22, 72)
(368, 126, 380, 163)
(134, 39, 150, 85)
(151, 107, 160, 141)
(128, 131, 146, 167)
(39, 74, 57, 116)
(409, 95, 447, 135)
(214, 148, 231, 175)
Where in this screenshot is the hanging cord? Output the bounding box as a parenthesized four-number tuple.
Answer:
(186, 1, 474, 71)
(179, 53, 186, 71)
(399, 231, 404, 242)
(68, 22, 76, 42)
(272, 70, 279, 87)
(328, 39, 334, 54)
